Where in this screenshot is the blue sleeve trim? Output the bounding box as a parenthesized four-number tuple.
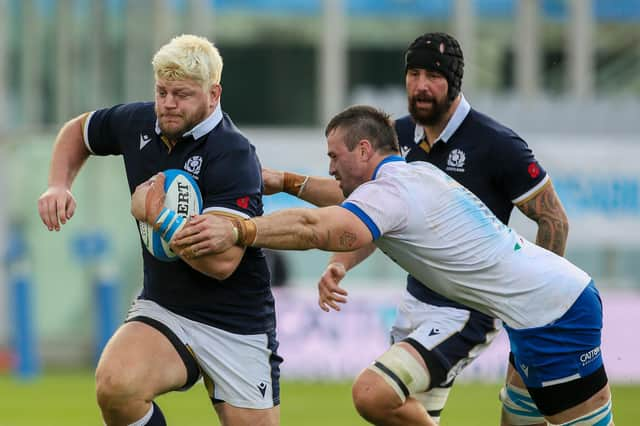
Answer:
(340, 202, 381, 240)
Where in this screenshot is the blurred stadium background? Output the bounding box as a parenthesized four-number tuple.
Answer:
(1, 0, 639, 424)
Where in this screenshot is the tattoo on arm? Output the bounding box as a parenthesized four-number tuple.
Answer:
(517, 183, 569, 256)
(338, 231, 357, 250)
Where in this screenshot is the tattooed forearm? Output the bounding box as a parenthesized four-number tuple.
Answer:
(303, 227, 322, 249)
(517, 182, 569, 256)
(535, 216, 568, 256)
(254, 207, 366, 252)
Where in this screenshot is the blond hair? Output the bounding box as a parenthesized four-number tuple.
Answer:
(152, 34, 223, 88)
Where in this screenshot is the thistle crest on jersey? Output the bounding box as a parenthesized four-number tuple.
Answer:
(184, 155, 203, 176)
(446, 149, 466, 172)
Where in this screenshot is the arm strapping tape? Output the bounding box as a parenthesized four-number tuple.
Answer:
(154, 207, 186, 243)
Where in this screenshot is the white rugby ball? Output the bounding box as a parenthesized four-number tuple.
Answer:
(138, 169, 203, 262)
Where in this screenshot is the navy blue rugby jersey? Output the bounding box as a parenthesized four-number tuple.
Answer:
(84, 102, 275, 334)
(394, 96, 549, 310)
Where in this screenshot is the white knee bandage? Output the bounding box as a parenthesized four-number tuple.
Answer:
(368, 345, 431, 403)
(499, 384, 545, 425)
(546, 398, 612, 425)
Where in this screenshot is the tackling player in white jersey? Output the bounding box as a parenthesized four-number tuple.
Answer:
(133, 105, 614, 426)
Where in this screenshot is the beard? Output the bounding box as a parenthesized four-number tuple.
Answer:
(158, 116, 186, 139)
(408, 93, 450, 127)
(157, 106, 208, 140)
(334, 177, 353, 198)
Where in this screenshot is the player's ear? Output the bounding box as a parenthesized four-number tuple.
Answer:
(359, 139, 373, 159)
(210, 83, 222, 100)
(208, 83, 221, 109)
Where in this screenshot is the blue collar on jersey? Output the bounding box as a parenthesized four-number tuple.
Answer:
(413, 93, 471, 144)
(372, 155, 405, 180)
(154, 103, 223, 140)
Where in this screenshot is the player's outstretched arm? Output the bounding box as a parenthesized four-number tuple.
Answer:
(37, 113, 91, 231)
(262, 167, 285, 195)
(262, 167, 345, 207)
(251, 206, 373, 251)
(174, 205, 373, 255)
(516, 179, 569, 256)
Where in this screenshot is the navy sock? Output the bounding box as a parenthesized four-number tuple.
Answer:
(130, 401, 167, 426)
(146, 401, 167, 426)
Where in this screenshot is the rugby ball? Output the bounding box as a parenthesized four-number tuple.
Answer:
(138, 169, 203, 262)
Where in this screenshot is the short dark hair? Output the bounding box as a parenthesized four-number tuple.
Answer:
(324, 105, 399, 154)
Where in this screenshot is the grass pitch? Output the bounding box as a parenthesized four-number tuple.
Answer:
(1, 371, 638, 425)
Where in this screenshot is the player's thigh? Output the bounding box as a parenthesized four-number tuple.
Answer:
(355, 360, 406, 409)
(506, 282, 611, 424)
(360, 342, 431, 405)
(391, 293, 501, 389)
(506, 356, 611, 425)
(545, 383, 611, 425)
(96, 320, 188, 397)
(500, 360, 545, 426)
(191, 325, 281, 411)
(214, 403, 280, 426)
(505, 361, 526, 388)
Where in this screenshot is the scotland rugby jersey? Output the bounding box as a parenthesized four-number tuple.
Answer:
(394, 95, 549, 311)
(342, 159, 590, 329)
(83, 102, 274, 334)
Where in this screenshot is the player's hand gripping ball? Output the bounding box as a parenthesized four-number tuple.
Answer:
(138, 169, 203, 261)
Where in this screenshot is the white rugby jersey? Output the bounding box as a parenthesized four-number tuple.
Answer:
(341, 157, 591, 329)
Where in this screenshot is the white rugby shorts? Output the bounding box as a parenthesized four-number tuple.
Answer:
(127, 299, 281, 409)
(390, 290, 502, 386)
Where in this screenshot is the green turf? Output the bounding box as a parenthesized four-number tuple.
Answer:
(1, 371, 638, 425)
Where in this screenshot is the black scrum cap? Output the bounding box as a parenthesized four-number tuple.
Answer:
(405, 32, 464, 101)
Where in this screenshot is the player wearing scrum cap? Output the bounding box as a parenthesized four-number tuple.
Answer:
(260, 32, 569, 425)
(38, 35, 281, 426)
